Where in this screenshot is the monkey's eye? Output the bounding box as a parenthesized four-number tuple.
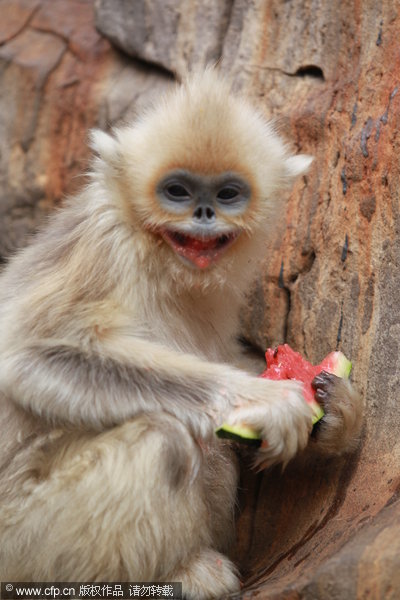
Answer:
(217, 186, 240, 201)
(165, 183, 190, 200)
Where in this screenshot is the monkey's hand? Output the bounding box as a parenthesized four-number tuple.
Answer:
(222, 377, 314, 469)
(310, 372, 363, 455)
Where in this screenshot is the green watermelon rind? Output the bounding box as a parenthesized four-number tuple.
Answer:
(334, 353, 352, 378)
(310, 399, 325, 425)
(321, 350, 352, 379)
(215, 423, 262, 447)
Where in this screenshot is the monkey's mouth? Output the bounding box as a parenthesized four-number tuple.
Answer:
(161, 229, 240, 269)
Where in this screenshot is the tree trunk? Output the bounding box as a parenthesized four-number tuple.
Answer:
(1, 1, 400, 597)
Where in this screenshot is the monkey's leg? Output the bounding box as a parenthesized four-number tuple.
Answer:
(0, 412, 239, 587)
(202, 440, 239, 554)
(167, 446, 240, 598)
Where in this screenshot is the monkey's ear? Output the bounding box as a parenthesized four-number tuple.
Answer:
(89, 129, 119, 165)
(284, 154, 314, 180)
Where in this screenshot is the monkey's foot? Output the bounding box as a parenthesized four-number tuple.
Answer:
(311, 371, 363, 454)
(172, 548, 240, 600)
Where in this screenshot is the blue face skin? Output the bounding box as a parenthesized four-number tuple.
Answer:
(156, 169, 251, 237)
(155, 169, 252, 269)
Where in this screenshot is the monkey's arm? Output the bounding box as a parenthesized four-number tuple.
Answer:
(0, 334, 313, 465)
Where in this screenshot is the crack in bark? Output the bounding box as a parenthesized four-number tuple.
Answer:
(279, 252, 316, 344)
(250, 63, 325, 81)
(20, 41, 67, 152)
(0, 2, 41, 47)
(278, 259, 291, 343)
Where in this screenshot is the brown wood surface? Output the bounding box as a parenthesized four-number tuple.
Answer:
(1, 1, 399, 597)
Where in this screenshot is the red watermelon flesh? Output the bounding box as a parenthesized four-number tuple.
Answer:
(260, 344, 352, 423)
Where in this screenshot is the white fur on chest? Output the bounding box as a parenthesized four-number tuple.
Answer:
(131, 283, 241, 362)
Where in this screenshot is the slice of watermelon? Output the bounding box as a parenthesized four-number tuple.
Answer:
(261, 344, 351, 424)
(216, 344, 352, 445)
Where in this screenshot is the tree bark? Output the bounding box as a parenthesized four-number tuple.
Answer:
(1, 0, 400, 597)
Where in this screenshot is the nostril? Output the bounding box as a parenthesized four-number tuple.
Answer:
(206, 207, 215, 220)
(193, 207, 203, 220)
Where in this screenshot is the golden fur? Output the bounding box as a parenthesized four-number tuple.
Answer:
(0, 69, 362, 596)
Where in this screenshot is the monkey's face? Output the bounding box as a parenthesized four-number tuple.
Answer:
(94, 70, 313, 278)
(154, 169, 251, 269)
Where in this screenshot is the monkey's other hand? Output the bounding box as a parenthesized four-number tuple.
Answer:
(225, 378, 314, 469)
(310, 371, 363, 455)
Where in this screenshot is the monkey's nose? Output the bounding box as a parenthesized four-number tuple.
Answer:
(193, 206, 216, 222)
